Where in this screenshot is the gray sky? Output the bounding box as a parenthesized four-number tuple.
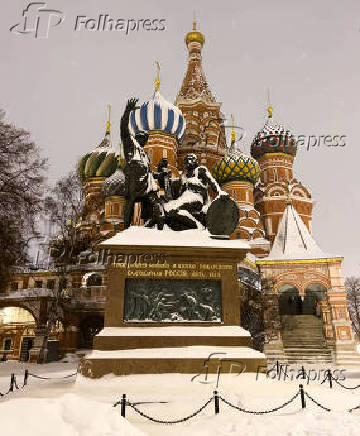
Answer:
(1, 0, 360, 277)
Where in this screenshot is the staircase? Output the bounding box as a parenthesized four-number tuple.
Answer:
(281, 315, 333, 364)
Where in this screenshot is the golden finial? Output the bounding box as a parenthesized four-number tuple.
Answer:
(155, 61, 160, 92)
(106, 104, 111, 134)
(185, 13, 205, 46)
(231, 114, 236, 143)
(267, 88, 273, 118)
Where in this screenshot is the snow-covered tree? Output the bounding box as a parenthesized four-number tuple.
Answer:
(44, 170, 85, 265)
(0, 110, 47, 291)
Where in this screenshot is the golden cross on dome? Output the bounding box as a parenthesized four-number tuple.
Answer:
(193, 10, 197, 30)
(106, 104, 111, 134)
(267, 88, 273, 119)
(231, 114, 236, 144)
(155, 61, 160, 92)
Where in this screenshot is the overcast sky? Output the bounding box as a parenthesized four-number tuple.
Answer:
(1, 0, 359, 276)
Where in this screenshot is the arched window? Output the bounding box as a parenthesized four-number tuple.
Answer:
(273, 169, 278, 182)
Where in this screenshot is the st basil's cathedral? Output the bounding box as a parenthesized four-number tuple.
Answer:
(0, 21, 358, 367)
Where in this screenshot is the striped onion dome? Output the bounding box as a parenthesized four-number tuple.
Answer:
(77, 132, 118, 182)
(251, 119, 297, 159)
(102, 165, 125, 197)
(129, 91, 186, 142)
(212, 149, 260, 186)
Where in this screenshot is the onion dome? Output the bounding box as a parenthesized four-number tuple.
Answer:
(77, 107, 118, 182)
(102, 161, 125, 197)
(185, 20, 205, 46)
(129, 91, 186, 143)
(250, 106, 297, 159)
(212, 118, 260, 185)
(213, 151, 260, 186)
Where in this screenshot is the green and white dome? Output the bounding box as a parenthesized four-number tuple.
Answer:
(78, 124, 118, 182)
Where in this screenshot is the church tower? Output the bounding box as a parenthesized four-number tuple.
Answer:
(251, 101, 313, 244)
(175, 20, 227, 172)
(212, 117, 269, 256)
(129, 63, 185, 178)
(77, 106, 118, 237)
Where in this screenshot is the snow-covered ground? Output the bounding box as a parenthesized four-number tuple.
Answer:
(1, 360, 360, 436)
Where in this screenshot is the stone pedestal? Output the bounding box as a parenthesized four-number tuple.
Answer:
(79, 228, 267, 377)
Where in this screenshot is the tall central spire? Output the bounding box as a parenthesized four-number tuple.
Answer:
(175, 20, 227, 172)
(176, 20, 214, 103)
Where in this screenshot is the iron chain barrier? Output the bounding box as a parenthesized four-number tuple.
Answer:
(128, 396, 214, 424)
(332, 377, 360, 390)
(2, 370, 360, 417)
(0, 369, 77, 398)
(218, 390, 300, 415)
(114, 384, 348, 424)
(349, 404, 360, 413)
(28, 372, 77, 380)
(304, 392, 331, 412)
(321, 369, 360, 390)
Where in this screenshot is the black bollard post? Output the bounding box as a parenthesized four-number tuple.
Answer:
(328, 369, 333, 389)
(9, 373, 15, 392)
(299, 384, 306, 409)
(214, 390, 220, 414)
(121, 394, 126, 418)
(23, 369, 29, 387)
(301, 366, 306, 380)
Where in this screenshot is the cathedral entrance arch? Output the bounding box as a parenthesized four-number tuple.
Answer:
(303, 283, 326, 316)
(278, 284, 303, 316)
